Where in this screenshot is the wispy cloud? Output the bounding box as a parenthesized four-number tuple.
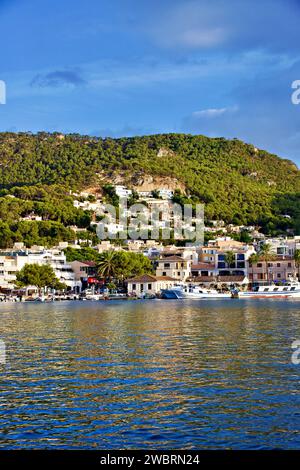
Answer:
(144, 0, 300, 52)
(192, 107, 238, 118)
(31, 70, 86, 88)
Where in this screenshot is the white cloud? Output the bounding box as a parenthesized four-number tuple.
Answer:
(173, 27, 226, 48)
(192, 106, 238, 118)
(146, 1, 229, 49)
(143, 0, 300, 52)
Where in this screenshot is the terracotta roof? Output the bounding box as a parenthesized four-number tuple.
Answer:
(71, 260, 96, 266)
(125, 274, 157, 283)
(126, 274, 176, 283)
(155, 276, 177, 281)
(158, 256, 186, 262)
(189, 275, 246, 283)
(191, 263, 215, 270)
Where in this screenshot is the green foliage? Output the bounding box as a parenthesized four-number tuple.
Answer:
(97, 251, 153, 280)
(102, 184, 119, 206)
(0, 132, 299, 238)
(224, 251, 236, 267)
(231, 230, 253, 243)
(16, 263, 66, 290)
(294, 249, 300, 267)
(64, 246, 100, 262)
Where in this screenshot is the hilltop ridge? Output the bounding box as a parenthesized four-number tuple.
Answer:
(0, 132, 299, 236)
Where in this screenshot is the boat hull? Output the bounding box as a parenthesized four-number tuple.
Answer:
(161, 289, 231, 299)
(238, 291, 300, 299)
(181, 292, 231, 299)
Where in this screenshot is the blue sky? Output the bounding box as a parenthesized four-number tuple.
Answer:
(1, 0, 300, 163)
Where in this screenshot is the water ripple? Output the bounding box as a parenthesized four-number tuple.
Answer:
(0, 299, 300, 449)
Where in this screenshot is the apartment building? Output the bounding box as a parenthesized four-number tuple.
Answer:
(70, 261, 98, 291)
(156, 255, 192, 281)
(194, 237, 255, 284)
(248, 258, 297, 283)
(258, 237, 300, 257)
(0, 249, 81, 291)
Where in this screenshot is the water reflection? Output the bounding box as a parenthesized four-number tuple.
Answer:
(0, 299, 300, 449)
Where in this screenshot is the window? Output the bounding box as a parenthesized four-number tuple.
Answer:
(237, 262, 245, 268)
(277, 273, 281, 278)
(237, 254, 245, 260)
(177, 272, 180, 276)
(277, 263, 281, 268)
(164, 263, 170, 268)
(288, 263, 292, 267)
(162, 272, 167, 276)
(264, 288, 269, 292)
(148, 284, 152, 290)
(257, 263, 262, 267)
(132, 284, 136, 290)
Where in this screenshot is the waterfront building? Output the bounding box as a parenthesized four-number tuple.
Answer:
(126, 274, 176, 296)
(258, 237, 300, 257)
(156, 255, 192, 281)
(0, 249, 80, 291)
(248, 257, 298, 284)
(198, 237, 255, 281)
(69, 261, 98, 291)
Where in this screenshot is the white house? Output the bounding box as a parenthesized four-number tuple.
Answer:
(126, 274, 176, 296)
(115, 185, 132, 198)
(0, 249, 81, 291)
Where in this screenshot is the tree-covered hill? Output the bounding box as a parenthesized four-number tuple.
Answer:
(0, 131, 299, 235)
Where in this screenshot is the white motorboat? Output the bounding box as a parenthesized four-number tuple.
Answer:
(161, 284, 231, 299)
(235, 279, 300, 299)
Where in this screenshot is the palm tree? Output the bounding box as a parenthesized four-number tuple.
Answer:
(224, 251, 235, 272)
(258, 243, 274, 282)
(97, 251, 119, 282)
(294, 249, 300, 280)
(248, 252, 260, 284)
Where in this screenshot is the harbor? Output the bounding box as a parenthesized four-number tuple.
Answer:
(1, 299, 300, 450)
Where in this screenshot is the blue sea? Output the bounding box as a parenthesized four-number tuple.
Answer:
(0, 299, 300, 449)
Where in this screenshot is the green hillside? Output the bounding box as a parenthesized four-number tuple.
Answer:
(0, 131, 299, 243)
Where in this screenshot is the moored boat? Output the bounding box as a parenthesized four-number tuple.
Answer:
(235, 279, 300, 298)
(161, 284, 232, 299)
